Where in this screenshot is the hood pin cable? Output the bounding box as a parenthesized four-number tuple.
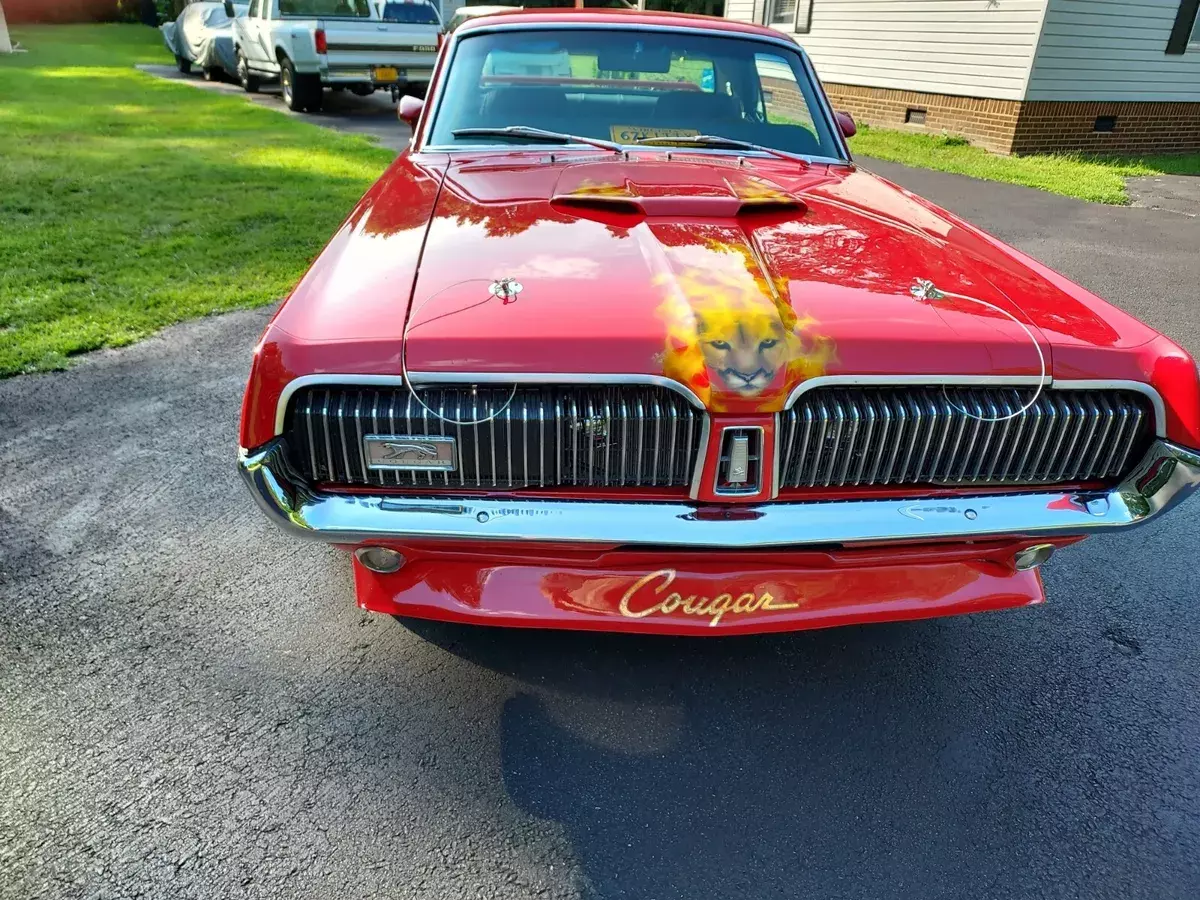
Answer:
(400, 279, 519, 427)
(910, 277, 1046, 422)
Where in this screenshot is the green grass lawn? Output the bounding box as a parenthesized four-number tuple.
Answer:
(3, 26, 1195, 375)
(0, 24, 394, 376)
(848, 124, 1200, 205)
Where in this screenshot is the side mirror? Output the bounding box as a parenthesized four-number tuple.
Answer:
(224, 1, 236, 16)
(835, 111, 856, 139)
(398, 94, 424, 127)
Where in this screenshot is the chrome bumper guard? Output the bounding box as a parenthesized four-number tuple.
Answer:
(239, 439, 1200, 548)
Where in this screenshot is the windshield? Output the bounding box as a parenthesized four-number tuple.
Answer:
(381, 1, 440, 24)
(278, 0, 372, 17)
(426, 28, 843, 159)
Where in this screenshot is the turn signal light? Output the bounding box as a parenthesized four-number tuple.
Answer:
(355, 546, 405, 574)
(315, 28, 327, 54)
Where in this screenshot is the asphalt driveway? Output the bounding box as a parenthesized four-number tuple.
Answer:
(2, 98, 1199, 899)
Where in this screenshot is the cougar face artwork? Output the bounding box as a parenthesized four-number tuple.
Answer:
(654, 235, 834, 412)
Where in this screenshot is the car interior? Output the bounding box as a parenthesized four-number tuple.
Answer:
(459, 84, 821, 154)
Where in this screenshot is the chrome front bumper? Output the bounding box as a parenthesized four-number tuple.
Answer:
(238, 438, 1200, 548)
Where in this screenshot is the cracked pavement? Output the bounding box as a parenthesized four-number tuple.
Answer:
(2, 141, 1199, 897)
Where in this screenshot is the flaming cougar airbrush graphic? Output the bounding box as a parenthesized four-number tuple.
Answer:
(654, 233, 834, 412)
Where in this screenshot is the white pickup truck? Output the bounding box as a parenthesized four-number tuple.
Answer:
(228, 0, 441, 112)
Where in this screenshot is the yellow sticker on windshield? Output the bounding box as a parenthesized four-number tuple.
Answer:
(610, 125, 700, 143)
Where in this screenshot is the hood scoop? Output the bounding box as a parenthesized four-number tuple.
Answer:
(551, 161, 805, 219)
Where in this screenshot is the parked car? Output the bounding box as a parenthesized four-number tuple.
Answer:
(230, 0, 441, 112)
(161, 1, 247, 81)
(238, 10, 1200, 636)
(376, 0, 442, 29)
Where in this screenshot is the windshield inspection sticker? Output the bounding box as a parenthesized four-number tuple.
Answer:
(610, 125, 700, 143)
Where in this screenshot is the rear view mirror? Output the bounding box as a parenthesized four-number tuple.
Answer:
(398, 95, 424, 127)
(835, 110, 856, 139)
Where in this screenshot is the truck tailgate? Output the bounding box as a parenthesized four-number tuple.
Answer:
(321, 19, 437, 67)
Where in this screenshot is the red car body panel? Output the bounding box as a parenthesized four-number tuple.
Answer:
(350, 536, 1084, 635)
(240, 155, 1200, 451)
(237, 9, 1200, 635)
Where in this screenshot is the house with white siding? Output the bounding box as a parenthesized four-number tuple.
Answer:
(726, 0, 1200, 154)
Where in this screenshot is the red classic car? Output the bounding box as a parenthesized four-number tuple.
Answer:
(238, 9, 1200, 635)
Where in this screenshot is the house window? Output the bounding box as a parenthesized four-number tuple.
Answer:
(768, 0, 813, 34)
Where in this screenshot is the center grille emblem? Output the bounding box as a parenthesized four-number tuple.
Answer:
(364, 435, 457, 471)
(714, 427, 763, 495)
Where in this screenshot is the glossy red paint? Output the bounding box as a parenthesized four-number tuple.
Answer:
(452, 8, 795, 43)
(240, 150, 1200, 450)
(349, 537, 1082, 635)
(237, 12, 1200, 637)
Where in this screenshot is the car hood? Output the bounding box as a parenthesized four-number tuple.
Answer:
(268, 153, 1162, 418)
(402, 155, 1061, 412)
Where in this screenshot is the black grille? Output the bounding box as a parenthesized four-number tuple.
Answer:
(284, 384, 704, 490)
(779, 386, 1153, 489)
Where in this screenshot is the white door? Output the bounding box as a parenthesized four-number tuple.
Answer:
(242, 0, 272, 70)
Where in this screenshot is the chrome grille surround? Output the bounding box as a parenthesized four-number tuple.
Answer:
(285, 384, 705, 490)
(779, 386, 1153, 489)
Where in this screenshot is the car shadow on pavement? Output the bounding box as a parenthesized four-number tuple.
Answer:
(399, 616, 1059, 900)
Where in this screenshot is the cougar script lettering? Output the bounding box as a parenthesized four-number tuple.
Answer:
(618, 569, 799, 627)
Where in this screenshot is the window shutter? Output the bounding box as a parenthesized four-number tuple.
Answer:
(796, 0, 813, 34)
(1166, 0, 1200, 54)
(752, 0, 769, 26)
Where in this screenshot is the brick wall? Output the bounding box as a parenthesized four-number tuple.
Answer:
(822, 83, 1200, 156)
(1011, 101, 1200, 155)
(760, 75, 813, 124)
(823, 83, 1021, 154)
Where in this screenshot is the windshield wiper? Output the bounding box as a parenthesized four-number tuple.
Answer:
(633, 134, 810, 166)
(452, 126, 622, 153)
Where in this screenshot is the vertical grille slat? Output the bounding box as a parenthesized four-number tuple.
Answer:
(866, 398, 891, 486)
(489, 401, 500, 487)
(988, 390, 1021, 482)
(1071, 394, 1104, 484)
(319, 389, 335, 484)
(649, 393, 662, 488)
(880, 395, 907, 485)
(967, 393, 999, 483)
(850, 397, 877, 486)
(585, 393, 596, 488)
(667, 400, 679, 487)
(304, 395, 319, 482)
(834, 397, 861, 487)
(537, 396, 546, 488)
(808, 397, 831, 487)
(779, 385, 1152, 490)
(821, 396, 846, 487)
(1108, 406, 1144, 478)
